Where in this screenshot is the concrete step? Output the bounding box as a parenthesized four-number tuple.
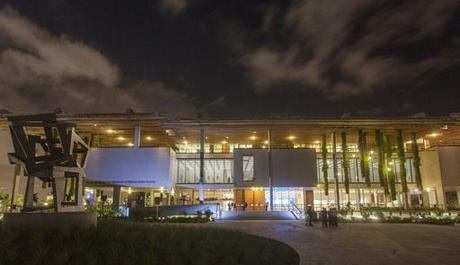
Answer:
(220, 211, 297, 220)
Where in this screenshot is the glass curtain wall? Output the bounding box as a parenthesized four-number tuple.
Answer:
(176, 159, 234, 184)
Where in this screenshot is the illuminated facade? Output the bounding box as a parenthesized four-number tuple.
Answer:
(1, 113, 460, 212)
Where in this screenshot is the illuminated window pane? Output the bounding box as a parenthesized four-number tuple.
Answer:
(242, 156, 254, 181)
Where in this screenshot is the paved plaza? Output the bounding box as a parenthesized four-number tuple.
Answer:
(204, 221, 460, 265)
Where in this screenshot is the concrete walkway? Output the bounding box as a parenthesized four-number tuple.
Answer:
(204, 221, 460, 265)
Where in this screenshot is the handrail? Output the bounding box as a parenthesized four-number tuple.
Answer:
(289, 201, 304, 219)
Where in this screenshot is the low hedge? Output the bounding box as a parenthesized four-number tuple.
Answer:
(0, 222, 299, 265)
(338, 215, 456, 225)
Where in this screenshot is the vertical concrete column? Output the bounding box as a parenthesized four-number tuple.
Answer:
(332, 132, 340, 210)
(134, 125, 141, 147)
(23, 176, 35, 209)
(112, 186, 122, 210)
(268, 128, 273, 211)
(199, 128, 205, 203)
(11, 164, 23, 208)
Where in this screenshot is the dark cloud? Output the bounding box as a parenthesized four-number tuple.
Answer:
(233, 0, 460, 99)
(0, 8, 197, 117)
(159, 0, 187, 16)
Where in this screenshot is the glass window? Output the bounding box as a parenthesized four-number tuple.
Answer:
(176, 159, 233, 184)
(242, 156, 254, 181)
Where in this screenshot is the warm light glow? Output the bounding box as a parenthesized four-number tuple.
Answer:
(249, 135, 257, 140)
(427, 132, 440, 137)
(106, 129, 115, 134)
(369, 150, 374, 155)
(127, 142, 134, 147)
(425, 187, 432, 192)
(93, 124, 97, 127)
(314, 140, 320, 144)
(264, 140, 269, 144)
(160, 186, 164, 193)
(221, 140, 228, 144)
(128, 187, 132, 194)
(146, 136, 153, 141)
(287, 135, 296, 140)
(182, 140, 188, 145)
(117, 136, 125, 141)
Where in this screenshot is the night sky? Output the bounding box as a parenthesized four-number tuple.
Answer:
(0, 0, 459, 118)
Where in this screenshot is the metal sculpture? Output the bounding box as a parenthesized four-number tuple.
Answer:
(7, 113, 89, 212)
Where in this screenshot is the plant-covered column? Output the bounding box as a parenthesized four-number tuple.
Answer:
(341, 132, 350, 197)
(396, 129, 409, 209)
(385, 135, 397, 201)
(358, 129, 371, 187)
(321, 134, 329, 196)
(411, 133, 423, 190)
(375, 130, 389, 196)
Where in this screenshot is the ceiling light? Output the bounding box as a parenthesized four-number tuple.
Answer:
(117, 136, 125, 141)
(427, 132, 440, 137)
(127, 143, 134, 147)
(287, 135, 296, 140)
(106, 129, 115, 134)
(314, 140, 320, 144)
(221, 140, 228, 144)
(264, 140, 269, 144)
(93, 124, 97, 127)
(146, 136, 152, 141)
(183, 140, 188, 145)
(249, 135, 257, 140)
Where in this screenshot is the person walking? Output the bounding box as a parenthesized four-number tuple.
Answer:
(306, 205, 314, 226)
(321, 207, 328, 228)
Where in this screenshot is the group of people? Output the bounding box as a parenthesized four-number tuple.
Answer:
(305, 205, 339, 228)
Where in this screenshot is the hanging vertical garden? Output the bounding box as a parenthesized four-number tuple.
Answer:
(411, 132, 423, 190)
(341, 132, 350, 195)
(396, 129, 408, 208)
(375, 129, 389, 196)
(385, 135, 397, 201)
(358, 129, 371, 187)
(321, 134, 329, 196)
